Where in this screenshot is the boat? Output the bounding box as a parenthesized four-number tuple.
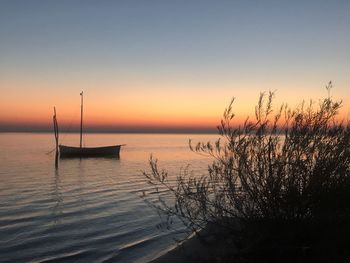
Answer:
(59, 145, 121, 158)
(58, 91, 123, 158)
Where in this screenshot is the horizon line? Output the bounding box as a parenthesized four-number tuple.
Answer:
(0, 127, 218, 134)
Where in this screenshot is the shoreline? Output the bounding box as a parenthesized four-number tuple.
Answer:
(150, 219, 350, 263)
(149, 232, 212, 263)
(149, 223, 237, 263)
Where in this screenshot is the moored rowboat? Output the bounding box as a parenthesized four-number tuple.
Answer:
(59, 145, 121, 158)
(54, 92, 124, 159)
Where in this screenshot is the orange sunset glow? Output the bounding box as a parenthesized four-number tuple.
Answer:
(1, 79, 349, 132)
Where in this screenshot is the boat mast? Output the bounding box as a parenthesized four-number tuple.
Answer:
(53, 107, 59, 168)
(80, 91, 83, 148)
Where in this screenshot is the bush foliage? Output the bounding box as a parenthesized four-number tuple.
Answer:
(143, 82, 350, 244)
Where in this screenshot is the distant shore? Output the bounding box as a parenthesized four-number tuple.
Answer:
(0, 129, 218, 134)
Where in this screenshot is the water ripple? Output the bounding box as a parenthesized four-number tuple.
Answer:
(0, 133, 214, 262)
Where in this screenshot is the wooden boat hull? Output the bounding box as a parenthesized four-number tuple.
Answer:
(59, 145, 121, 158)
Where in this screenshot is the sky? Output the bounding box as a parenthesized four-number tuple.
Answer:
(0, 0, 349, 133)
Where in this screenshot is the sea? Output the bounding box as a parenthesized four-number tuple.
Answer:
(0, 133, 218, 263)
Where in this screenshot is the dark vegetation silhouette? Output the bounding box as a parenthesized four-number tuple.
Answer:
(143, 82, 350, 262)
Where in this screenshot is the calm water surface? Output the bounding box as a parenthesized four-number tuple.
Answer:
(0, 133, 217, 263)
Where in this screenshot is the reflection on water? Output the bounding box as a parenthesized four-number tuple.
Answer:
(52, 169, 63, 225)
(0, 133, 216, 262)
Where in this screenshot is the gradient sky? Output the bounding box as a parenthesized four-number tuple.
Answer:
(0, 0, 349, 132)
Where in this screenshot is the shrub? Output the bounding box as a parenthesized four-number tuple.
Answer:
(143, 82, 350, 260)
